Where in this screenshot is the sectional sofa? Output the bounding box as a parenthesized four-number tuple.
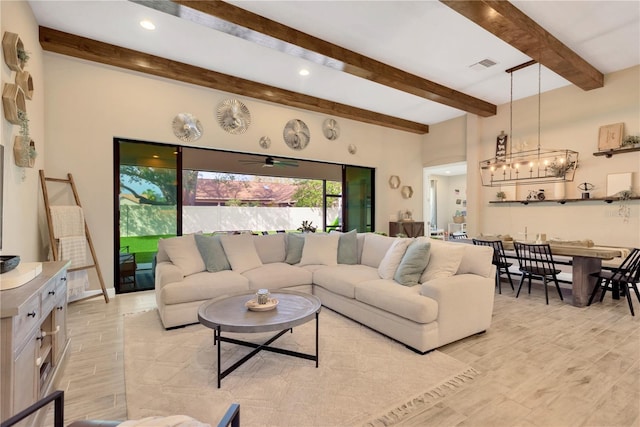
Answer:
(154, 231, 496, 353)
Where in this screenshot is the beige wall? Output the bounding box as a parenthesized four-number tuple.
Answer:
(448, 66, 640, 247)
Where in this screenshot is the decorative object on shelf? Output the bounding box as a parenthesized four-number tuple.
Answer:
(297, 220, 316, 233)
(172, 113, 203, 142)
(2, 32, 28, 71)
(496, 191, 506, 201)
(402, 209, 413, 221)
(616, 190, 634, 223)
(621, 135, 640, 148)
(400, 185, 413, 199)
(452, 210, 466, 224)
(388, 175, 401, 189)
(577, 182, 594, 199)
(526, 189, 545, 201)
(216, 99, 251, 134)
(15, 70, 33, 100)
(322, 118, 340, 140)
(347, 144, 357, 155)
(283, 119, 310, 150)
(554, 181, 566, 199)
(258, 136, 271, 149)
(2, 83, 26, 124)
(598, 123, 624, 151)
(607, 172, 632, 197)
(479, 61, 579, 186)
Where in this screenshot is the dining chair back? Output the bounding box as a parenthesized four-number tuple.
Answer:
(588, 248, 640, 316)
(473, 239, 514, 294)
(514, 242, 564, 304)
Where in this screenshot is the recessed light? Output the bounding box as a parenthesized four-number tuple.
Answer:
(299, 69, 310, 76)
(152, 154, 159, 159)
(140, 20, 156, 30)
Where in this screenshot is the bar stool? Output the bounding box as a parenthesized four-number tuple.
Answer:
(473, 239, 514, 294)
(588, 248, 640, 316)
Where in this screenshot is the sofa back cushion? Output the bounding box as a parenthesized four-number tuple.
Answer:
(253, 233, 286, 264)
(457, 244, 494, 278)
(194, 234, 231, 272)
(219, 234, 263, 273)
(299, 233, 340, 266)
(361, 233, 395, 268)
(158, 234, 205, 276)
(419, 239, 466, 283)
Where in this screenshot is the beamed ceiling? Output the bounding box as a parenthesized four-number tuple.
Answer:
(31, 0, 640, 134)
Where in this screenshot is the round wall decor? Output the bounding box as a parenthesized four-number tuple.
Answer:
(322, 118, 340, 140)
(217, 99, 251, 134)
(283, 119, 310, 150)
(259, 136, 271, 149)
(172, 113, 203, 142)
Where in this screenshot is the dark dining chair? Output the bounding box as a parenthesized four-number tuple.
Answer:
(473, 238, 514, 294)
(587, 248, 640, 316)
(514, 242, 563, 304)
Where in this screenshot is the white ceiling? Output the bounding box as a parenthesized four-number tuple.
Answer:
(29, 0, 640, 126)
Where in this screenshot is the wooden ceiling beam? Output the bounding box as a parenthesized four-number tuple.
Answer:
(174, 0, 497, 117)
(39, 27, 429, 134)
(441, 0, 604, 91)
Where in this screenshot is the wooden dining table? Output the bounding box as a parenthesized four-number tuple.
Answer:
(499, 241, 623, 307)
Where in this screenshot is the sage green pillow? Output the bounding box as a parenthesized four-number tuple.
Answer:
(194, 234, 231, 272)
(336, 229, 358, 265)
(394, 240, 431, 286)
(285, 233, 305, 264)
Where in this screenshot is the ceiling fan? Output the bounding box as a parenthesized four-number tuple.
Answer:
(238, 156, 298, 168)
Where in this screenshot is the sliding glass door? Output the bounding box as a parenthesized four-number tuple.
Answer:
(343, 165, 374, 232)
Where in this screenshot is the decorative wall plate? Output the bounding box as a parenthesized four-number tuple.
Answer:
(322, 118, 340, 140)
(172, 113, 203, 142)
(259, 136, 271, 149)
(348, 144, 357, 155)
(283, 119, 310, 150)
(217, 99, 251, 134)
(389, 175, 401, 189)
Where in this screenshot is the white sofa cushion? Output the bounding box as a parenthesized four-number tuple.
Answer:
(377, 238, 411, 279)
(159, 234, 205, 277)
(242, 262, 313, 290)
(420, 239, 466, 283)
(361, 233, 395, 268)
(220, 234, 263, 273)
(394, 239, 431, 286)
(253, 233, 286, 264)
(313, 264, 381, 298)
(456, 244, 494, 278)
(355, 279, 439, 324)
(160, 270, 249, 305)
(299, 233, 340, 266)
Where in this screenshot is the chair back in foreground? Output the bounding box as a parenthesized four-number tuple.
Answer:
(513, 242, 564, 304)
(588, 248, 640, 316)
(473, 239, 514, 294)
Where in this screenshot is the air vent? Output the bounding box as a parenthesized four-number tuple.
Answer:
(469, 58, 498, 71)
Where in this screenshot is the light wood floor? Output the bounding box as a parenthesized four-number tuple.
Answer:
(45, 282, 639, 427)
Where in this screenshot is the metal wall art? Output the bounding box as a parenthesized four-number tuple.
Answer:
(259, 136, 271, 149)
(283, 119, 310, 150)
(172, 113, 203, 142)
(217, 99, 251, 134)
(322, 118, 340, 140)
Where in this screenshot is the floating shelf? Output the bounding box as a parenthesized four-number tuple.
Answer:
(15, 70, 33, 99)
(2, 83, 26, 124)
(593, 147, 640, 158)
(490, 196, 640, 205)
(2, 31, 25, 72)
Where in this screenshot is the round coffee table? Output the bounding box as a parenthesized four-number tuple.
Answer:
(198, 290, 321, 387)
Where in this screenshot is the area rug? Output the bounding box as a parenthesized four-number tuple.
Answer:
(124, 309, 479, 426)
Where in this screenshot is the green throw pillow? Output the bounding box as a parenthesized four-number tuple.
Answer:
(194, 234, 231, 272)
(337, 229, 358, 265)
(394, 240, 431, 286)
(285, 233, 305, 264)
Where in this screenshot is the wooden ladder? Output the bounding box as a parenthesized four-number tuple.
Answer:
(39, 170, 109, 303)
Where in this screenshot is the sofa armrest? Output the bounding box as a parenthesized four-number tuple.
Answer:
(155, 261, 183, 289)
(420, 270, 496, 346)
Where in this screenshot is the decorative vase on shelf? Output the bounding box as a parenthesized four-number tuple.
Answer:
(554, 181, 566, 199)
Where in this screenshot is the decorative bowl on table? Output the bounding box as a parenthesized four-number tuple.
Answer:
(245, 298, 279, 312)
(0, 255, 20, 274)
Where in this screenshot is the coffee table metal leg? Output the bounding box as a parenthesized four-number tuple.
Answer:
(216, 326, 221, 388)
(315, 311, 319, 368)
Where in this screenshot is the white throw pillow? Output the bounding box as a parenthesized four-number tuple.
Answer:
(420, 239, 466, 283)
(361, 233, 395, 268)
(299, 233, 340, 266)
(377, 238, 411, 279)
(253, 233, 286, 264)
(220, 234, 263, 273)
(160, 234, 205, 276)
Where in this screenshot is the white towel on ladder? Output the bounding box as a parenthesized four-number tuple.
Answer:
(50, 206, 85, 238)
(57, 236, 90, 300)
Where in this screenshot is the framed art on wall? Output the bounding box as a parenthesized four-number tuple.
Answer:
(598, 123, 624, 151)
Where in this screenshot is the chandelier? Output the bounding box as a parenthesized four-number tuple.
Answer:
(480, 61, 578, 187)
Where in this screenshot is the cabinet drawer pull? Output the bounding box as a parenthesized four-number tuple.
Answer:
(61, 277, 67, 281)
(27, 311, 36, 318)
(48, 290, 56, 295)
(57, 306, 64, 311)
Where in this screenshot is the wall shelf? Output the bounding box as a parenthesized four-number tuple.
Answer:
(490, 196, 640, 205)
(593, 146, 640, 158)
